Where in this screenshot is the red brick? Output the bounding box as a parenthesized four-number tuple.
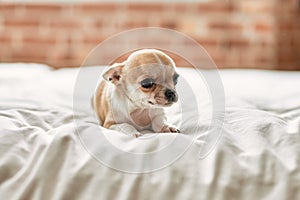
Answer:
(93, 20, 103, 29)
(0, 3, 18, 9)
(4, 18, 40, 27)
(276, 63, 300, 70)
(279, 22, 297, 31)
(51, 59, 82, 69)
(220, 37, 249, 49)
(127, 3, 165, 11)
(10, 50, 47, 63)
(171, 3, 191, 12)
(24, 4, 62, 12)
(18, 4, 63, 19)
(278, 34, 294, 47)
(198, 2, 234, 13)
(75, 3, 118, 11)
(0, 3, 19, 15)
(292, 32, 300, 46)
(0, 32, 11, 43)
(274, 2, 299, 15)
(237, 1, 275, 14)
(48, 20, 80, 29)
(0, 1, 299, 70)
(82, 35, 105, 45)
(231, 39, 249, 47)
(4, 27, 40, 39)
(50, 49, 74, 61)
(195, 38, 218, 46)
(160, 21, 177, 29)
(16, 42, 56, 58)
(258, 40, 276, 47)
(123, 21, 150, 28)
(75, 45, 98, 61)
(211, 55, 226, 64)
(203, 49, 226, 65)
(278, 48, 295, 62)
(209, 22, 242, 30)
(255, 23, 274, 32)
(22, 34, 57, 45)
(255, 55, 273, 64)
(47, 46, 85, 68)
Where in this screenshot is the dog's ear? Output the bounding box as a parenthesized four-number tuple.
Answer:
(103, 63, 124, 84)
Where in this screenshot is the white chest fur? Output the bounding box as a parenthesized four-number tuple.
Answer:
(130, 108, 151, 127)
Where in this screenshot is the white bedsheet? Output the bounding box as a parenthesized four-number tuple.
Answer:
(0, 63, 299, 200)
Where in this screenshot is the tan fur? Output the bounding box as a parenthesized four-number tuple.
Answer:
(93, 49, 180, 136)
(130, 109, 151, 127)
(94, 81, 115, 128)
(126, 51, 174, 69)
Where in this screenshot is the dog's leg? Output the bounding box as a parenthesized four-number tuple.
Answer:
(109, 123, 142, 137)
(150, 109, 180, 133)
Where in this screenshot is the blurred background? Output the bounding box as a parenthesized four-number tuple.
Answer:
(0, 0, 299, 70)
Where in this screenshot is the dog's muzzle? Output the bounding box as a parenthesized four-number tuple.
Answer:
(165, 89, 177, 102)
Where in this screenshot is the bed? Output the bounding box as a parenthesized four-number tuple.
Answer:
(0, 63, 299, 200)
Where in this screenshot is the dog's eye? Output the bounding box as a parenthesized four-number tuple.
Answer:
(173, 74, 179, 85)
(141, 78, 155, 89)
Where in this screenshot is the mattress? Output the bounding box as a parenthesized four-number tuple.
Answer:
(0, 63, 299, 200)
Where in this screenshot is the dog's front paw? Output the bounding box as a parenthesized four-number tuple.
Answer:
(134, 132, 143, 138)
(161, 125, 180, 133)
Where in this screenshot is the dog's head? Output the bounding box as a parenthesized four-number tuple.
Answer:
(103, 49, 179, 107)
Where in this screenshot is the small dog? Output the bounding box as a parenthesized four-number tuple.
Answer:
(93, 49, 180, 137)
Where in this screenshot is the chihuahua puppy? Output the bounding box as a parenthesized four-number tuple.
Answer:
(93, 49, 180, 137)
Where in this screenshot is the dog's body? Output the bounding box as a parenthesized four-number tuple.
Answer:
(93, 49, 180, 137)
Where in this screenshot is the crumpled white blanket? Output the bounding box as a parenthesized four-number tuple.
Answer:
(0, 63, 299, 200)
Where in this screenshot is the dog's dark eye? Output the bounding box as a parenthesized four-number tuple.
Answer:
(173, 73, 179, 85)
(141, 78, 155, 89)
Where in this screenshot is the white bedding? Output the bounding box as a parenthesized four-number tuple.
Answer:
(0, 63, 299, 200)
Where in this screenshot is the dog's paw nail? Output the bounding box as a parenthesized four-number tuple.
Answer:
(161, 125, 180, 133)
(170, 128, 178, 133)
(135, 133, 142, 138)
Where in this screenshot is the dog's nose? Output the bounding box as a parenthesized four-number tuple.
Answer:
(165, 89, 177, 102)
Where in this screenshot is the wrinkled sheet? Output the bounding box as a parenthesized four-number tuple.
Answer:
(0, 63, 299, 200)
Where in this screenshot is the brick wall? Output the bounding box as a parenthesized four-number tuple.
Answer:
(0, 1, 299, 69)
